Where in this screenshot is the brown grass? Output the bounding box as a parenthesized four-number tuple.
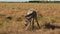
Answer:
(0, 3, 60, 34)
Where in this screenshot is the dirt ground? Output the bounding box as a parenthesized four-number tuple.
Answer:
(0, 3, 60, 34)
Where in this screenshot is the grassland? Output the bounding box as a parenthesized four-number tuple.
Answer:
(0, 3, 60, 34)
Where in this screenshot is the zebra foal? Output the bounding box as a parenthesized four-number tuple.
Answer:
(25, 9, 40, 30)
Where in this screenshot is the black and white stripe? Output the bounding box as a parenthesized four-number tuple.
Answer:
(25, 10, 37, 26)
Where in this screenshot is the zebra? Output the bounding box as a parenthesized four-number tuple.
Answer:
(25, 9, 40, 30)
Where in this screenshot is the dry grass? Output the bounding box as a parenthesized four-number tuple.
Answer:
(0, 3, 60, 34)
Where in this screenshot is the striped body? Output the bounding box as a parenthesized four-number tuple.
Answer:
(25, 10, 37, 26)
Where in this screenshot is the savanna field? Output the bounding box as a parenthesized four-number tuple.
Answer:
(0, 3, 60, 34)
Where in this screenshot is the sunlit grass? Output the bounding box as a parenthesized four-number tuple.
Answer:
(0, 3, 60, 34)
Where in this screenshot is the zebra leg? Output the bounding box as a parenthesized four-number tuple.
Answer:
(25, 19, 32, 30)
(25, 19, 31, 26)
(35, 17, 40, 29)
(32, 18, 34, 30)
(25, 19, 28, 26)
